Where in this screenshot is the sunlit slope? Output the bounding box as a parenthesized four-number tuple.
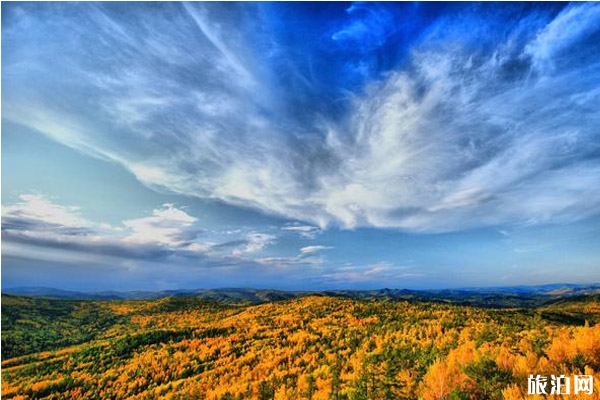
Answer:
(2, 295, 600, 399)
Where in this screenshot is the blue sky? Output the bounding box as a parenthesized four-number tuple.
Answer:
(2, 2, 600, 291)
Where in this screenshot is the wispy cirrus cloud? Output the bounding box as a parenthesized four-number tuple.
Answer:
(3, 2, 600, 233)
(281, 225, 322, 239)
(300, 245, 333, 255)
(321, 262, 422, 286)
(255, 244, 333, 268)
(231, 233, 277, 257)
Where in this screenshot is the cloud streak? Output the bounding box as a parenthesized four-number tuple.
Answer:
(321, 262, 422, 286)
(300, 245, 333, 255)
(3, 2, 600, 232)
(1, 195, 281, 265)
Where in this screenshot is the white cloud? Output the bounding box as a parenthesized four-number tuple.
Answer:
(1, 194, 114, 243)
(255, 255, 324, 268)
(122, 204, 197, 247)
(3, 194, 88, 229)
(281, 225, 322, 239)
(2, 194, 283, 266)
(4, 3, 600, 233)
(314, 4, 600, 231)
(255, 244, 332, 267)
(321, 262, 422, 284)
(526, 2, 600, 71)
(231, 232, 276, 256)
(300, 245, 333, 255)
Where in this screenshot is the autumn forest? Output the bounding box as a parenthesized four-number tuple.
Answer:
(2, 291, 600, 399)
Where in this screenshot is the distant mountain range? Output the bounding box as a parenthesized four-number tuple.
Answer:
(3, 283, 600, 308)
(1, 287, 301, 302)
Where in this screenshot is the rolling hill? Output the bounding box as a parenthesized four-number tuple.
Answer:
(2, 291, 600, 399)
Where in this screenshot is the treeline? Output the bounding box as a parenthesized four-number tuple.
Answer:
(1, 295, 121, 359)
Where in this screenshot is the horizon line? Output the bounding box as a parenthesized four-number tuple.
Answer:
(4, 282, 600, 295)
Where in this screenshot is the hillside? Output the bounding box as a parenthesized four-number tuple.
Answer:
(2, 294, 600, 399)
(4, 283, 600, 307)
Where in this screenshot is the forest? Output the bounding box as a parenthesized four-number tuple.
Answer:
(2, 292, 600, 399)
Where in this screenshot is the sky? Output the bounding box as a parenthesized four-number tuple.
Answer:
(2, 2, 600, 291)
